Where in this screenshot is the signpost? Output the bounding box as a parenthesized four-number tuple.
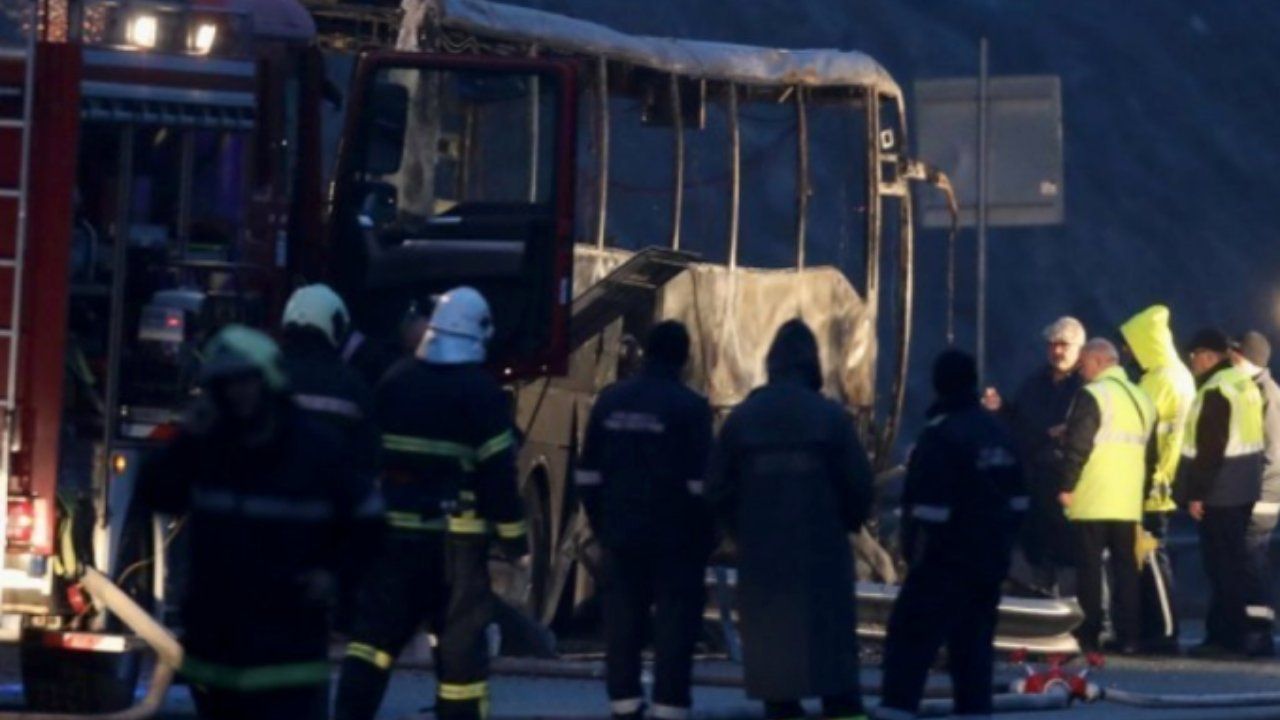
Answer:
(915, 49, 1064, 379)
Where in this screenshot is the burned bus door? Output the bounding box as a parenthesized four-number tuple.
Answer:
(330, 53, 577, 378)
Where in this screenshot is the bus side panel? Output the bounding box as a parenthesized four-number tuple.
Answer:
(17, 43, 82, 556)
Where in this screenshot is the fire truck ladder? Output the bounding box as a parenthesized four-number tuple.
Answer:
(0, 6, 39, 546)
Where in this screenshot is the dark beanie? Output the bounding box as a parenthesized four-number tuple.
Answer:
(933, 349, 978, 399)
(645, 321, 690, 370)
(1235, 331, 1272, 367)
(1188, 328, 1231, 355)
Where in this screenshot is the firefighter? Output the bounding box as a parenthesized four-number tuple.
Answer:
(1119, 305, 1195, 653)
(707, 320, 873, 720)
(878, 349, 1027, 720)
(281, 284, 380, 631)
(282, 284, 378, 480)
(1232, 331, 1280, 656)
(1059, 338, 1156, 654)
(335, 286, 528, 720)
(1178, 328, 1267, 657)
(138, 326, 384, 720)
(576, 321, 715, 720)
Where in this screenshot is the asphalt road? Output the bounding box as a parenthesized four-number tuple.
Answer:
(115, 654, 1280, 720)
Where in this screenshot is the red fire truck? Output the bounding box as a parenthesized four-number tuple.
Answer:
(0, 0, 578, 708)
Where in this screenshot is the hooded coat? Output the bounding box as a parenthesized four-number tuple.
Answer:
(707, 321, 874, 701)
(1119, 305, 1196, 513)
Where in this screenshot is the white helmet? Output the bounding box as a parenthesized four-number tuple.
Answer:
(417, 286, 494, 364)
(282, 284, 350, 348)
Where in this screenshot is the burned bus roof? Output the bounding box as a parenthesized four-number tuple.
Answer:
(426, 0, 903, 97)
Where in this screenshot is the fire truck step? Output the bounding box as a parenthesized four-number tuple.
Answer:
(0, 119, 22, 130)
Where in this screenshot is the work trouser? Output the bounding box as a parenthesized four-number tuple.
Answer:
(335, 530, 494, 720)
(879, 555, 1004, 718)
(192, 683, 328, 720)
(1072, 520, 1140, 648)
(1244, 503, 1279, 650)
(1202, 504, 1259, 652)
(602, 546, 707, 720)
(1138, 512, 1179, 650)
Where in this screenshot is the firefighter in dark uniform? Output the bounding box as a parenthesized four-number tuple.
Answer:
(576, 321, 715, 720)
(281, 284, 378, 488)
(335, 286, 527, 720)
(879, 350, 1027, 720)
(280, 284, 380, 630)
(138, 326, 384, 720)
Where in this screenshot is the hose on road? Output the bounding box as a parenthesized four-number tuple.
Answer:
(1103, 686, 1280, 709)
(0, 567, 183, 720)
(918, 688, 1071, 717)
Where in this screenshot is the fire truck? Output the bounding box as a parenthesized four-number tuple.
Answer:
(0, 0, 581, 708)
(0, 0, 339, 709)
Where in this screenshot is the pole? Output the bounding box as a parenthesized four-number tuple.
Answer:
(593, 57, 610, 250)
(726, 84, 741, 271)
(976, 38, 990, 383)
(669, 73, 685, 250)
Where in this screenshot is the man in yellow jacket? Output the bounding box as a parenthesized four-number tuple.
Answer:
(1059, 339, 1157, 654)
(1120, 305, 1195, 653)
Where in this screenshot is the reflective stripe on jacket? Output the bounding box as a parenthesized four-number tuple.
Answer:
(1069, 366, 1155, 522)
(1177, 364, 1265, 506)
(1183, 366, 1265, 459)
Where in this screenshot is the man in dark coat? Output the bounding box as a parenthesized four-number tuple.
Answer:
(984, 316, 1085, 594)
(1231, 330, 1280, 656)
(879, 350, 1027, 719)
(138, 326, 384, 720)
(707, 320, 874, 720)
(577, 321, 715, 720)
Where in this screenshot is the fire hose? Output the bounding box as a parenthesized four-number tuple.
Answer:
(0, 568, 184, 720)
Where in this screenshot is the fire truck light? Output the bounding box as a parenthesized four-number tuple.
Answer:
(127, 14, 159, 49)
(112, 453, 128, 476)
(6, 499, 33, 545)
(192, 23, 218, 55)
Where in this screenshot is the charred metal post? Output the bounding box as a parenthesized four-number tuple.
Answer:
(795, 86, 810, 269)
(669, 73, 685, 250)
(527, 46, 541, 204)
(726, 83, 741, 270)
(864, 91, 882, 337)
(594, 57, 610, 250)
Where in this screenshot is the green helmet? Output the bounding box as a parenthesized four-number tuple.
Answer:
(199, 325, 288, 391)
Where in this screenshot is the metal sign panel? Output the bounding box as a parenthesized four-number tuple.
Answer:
(915, 75, 1064, 228)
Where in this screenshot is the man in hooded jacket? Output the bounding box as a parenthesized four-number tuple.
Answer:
(138, 326, 384, 720)
(879, 350, 1026, 720)
(1119, 305, 1195, 653)
(707, 320, 874, 720)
